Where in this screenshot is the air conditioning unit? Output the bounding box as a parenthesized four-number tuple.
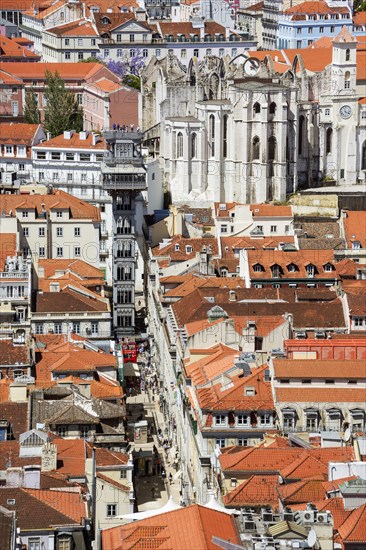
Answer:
(262, 512, 274, 522)
(244, 520, 256, 530)
(303, 511, 315, 523)
(7, 499, 16, 505)
(316, 512, 328, 523)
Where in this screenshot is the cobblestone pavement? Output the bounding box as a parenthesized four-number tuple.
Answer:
(125, 352, 182, 512)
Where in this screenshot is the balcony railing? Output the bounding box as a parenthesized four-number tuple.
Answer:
(103, 175, 146, 191)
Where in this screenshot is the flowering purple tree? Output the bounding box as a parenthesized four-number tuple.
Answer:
(102, 48, 145, 80)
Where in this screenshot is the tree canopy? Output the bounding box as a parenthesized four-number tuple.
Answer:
(24, 86, 40, 125)
(43, 70, 83, 137)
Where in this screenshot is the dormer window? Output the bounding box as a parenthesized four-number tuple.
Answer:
(253, 263, 264, 272)
(245, 386, 255, 396)
(102, 16, 110, 24)
(352, 241, 360, 250)
(271, 264, 281, 278)
(174, 244, 180, 251)
(287, 263, 297, 273)
(324, 263, 334, 272)
(186, 245, 192, 254)
(306, 264, 315, 277)
(214, 414, 226, 426)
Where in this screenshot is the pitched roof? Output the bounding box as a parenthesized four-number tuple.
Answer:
(250, 204, 293, 217)
(273, 359, 366, 379)
(195, 365, 274, 412)
(102, 505, 240, 550)
(0, 123, 41, 145)
(0, 35, 40, 60)
(33, 131, 106, 150)
(278, 479, 326, 504)
(0, 190, 101, 221)
(275, 387, 366, 403)
(333, 25, 357, 43)
(34, 288, 109, 313)
(24, 488, 87, 523)
(353, 11, 366, 26)
(220, 447, 354, 473)
(0, 233, 17, 270)
(85, 442, 128, 466)
(284, 1, 350, 15)
(343, 210, 366, 249)
(1, 61, 104, 80)
(152, 235, 219, 263)
(223, 475, 279, 509)
(0, 340, 31, 367)
(96, 472, 129, 492)
(0, 402, 28, 439)
(0, 488, 83, 530)
(47, 19, 98, 36)
(337, 503, 366, 543)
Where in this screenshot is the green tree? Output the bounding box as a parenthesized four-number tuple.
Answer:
(23, 86, 40, 124)
(43, 70, 83, 137)
(123, 74, 141, 91)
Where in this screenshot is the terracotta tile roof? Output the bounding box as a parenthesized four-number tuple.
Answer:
(220, 447, 354, 473)
(0, 379, 11, 403)
(223, 475, 279, 509)
(279, 453, 328, 481)
(250, 204, 292, 217)
(85, 442, 128, 466)
(39, 258, 104, 279)
(354, 11, 366, 26)
(286, 47, 333, 73)
(0, 441, 41, 470)
(0, 190, 101, 221)
(152, 235, 219, 263)
(97, 472, 129, 492)
(343, 210, 366, 249)
(47, 19, 98, 36)
(102, 505, 240, 550)
(337, 503, 366, 543)
(0, 340, 31, 367)
(247, 249, 338, 280)
(196, 365, 274, 412)
(12, 37, 34, 45)
(84, 0, 138, 14)
(34, 288, 109, 313)
(0, 122, 41, 145)
(52, 437, 86, 477)
(24, 488, 87, 523)
(273, 359, 366, 379)
(185, 345, 239, 385)
(34, 131, 106, 150)
(0, 233, 17, 270)
(278, 479, 326, 504)
(164, 276, 245, 298)
(93, 77, 122, 92)
(0, 36, 40, 60)
(1, 61, 104, 81)
(0, 488, 84, 530)
(275, 387, 366, 403)
(243, 1, 263, 11)
(284, 1, 349, 15)
(0, 402, 28, 439)
(157, 21, 226, 39)
(322, 476, 358, 494)
(333, 25, 357, 44)
(94, 12, 143, 33)
(0, 68, 23, 84)
(221, 236, 295, 256)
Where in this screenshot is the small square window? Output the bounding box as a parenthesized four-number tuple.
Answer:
(107, 504, 117, 517)
(23, 227, 29, 237)
(74, 247, 81, 257)
(120, 469, 127, 479)
(57, 247, 63, 257)
(22, 211, 28, 218)
(74, 227, 81, 237)
(56, 227, 63, 237)
(56, 211, 63, 218)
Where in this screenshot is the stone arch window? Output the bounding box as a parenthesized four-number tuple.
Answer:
(177, 132, 183, 158)
(362, 140, 366, 170)
(268, 136, 277, 161)
(344, 70, 351, 89)
(269, 102, 276, 115)
(191, 132, 197, 159)
(326, 127, 332, 154)
(252, 136, 260, 160)
(298, 115, 305, 155)
(209, 114, 215, 157)
(209, 74, 219, 100)
(222, 115, 228, 158)
(253, 102, 261, 114)
(345, 48, 350, 61)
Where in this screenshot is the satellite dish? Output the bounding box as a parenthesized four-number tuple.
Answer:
(344, 427, 351, 442)
(307, 529, 317, 548)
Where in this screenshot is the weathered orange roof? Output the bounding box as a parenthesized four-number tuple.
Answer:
(273, 359, 366, 379)
(278, 479, 326, 504)
(0, 35, 40, 60)
(52, 437, 86, 476)
(39, 259, 104, 279)
(1, 62, 104, 80)
(337, 503, 366, 543)
(343, 210, 366, 249)
(223, 475, 279, 509)
(0, 190, 100, 221)
(275, 387, 366, 403)
(93, 77, 122, 92)
(86, 442, 128, 466)
(34, 131, 106, 150)
(250, 204, 292, 217)
(24, 488, 87, 523)
(354, 11, 366, 26)
(0, 233, 17, 270)
(102, 505, 241, 550)
(0, 122, 41, 144)
(284, 1, 349, 15)
(47, 19, 98, 36)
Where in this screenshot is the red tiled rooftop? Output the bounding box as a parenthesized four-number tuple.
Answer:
(275, 387, 366, 403)
(223, 475, 279, 509)
(273, 359, 366, 379)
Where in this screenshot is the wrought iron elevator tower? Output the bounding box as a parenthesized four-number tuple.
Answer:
(102, 130, 146, 339)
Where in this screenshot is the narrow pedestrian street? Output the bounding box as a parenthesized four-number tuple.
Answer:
(124, 347, 182, 512)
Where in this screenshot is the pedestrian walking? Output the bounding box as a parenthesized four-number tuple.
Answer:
(169, 473, 173, 484)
